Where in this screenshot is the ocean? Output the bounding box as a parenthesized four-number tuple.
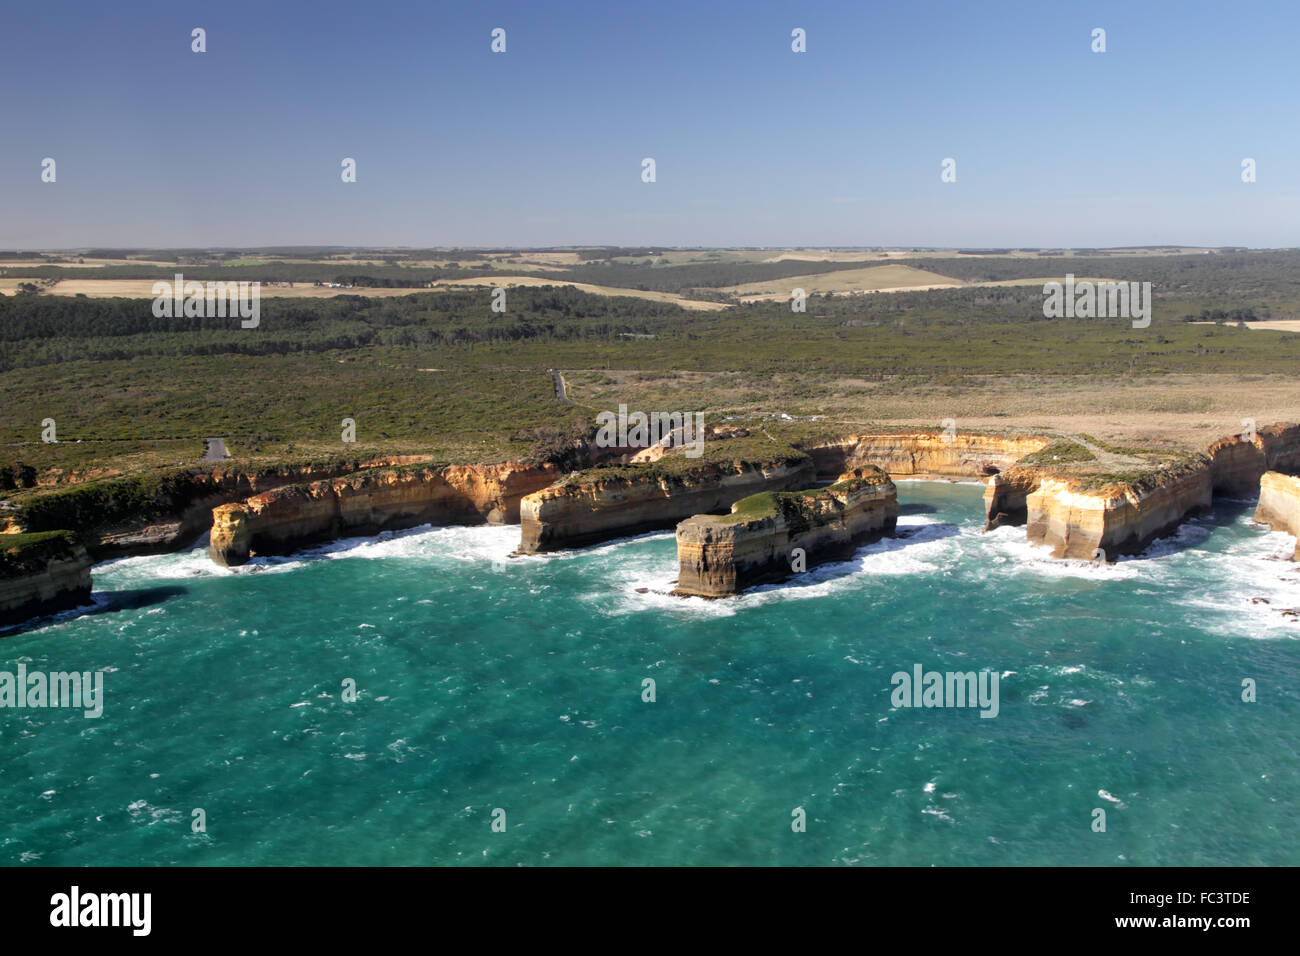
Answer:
(3, 481, 1298, 866)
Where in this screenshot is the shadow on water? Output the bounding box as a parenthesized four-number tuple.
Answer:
(0, 586, 188, 639)
(1119, 496, 1262, 562)
(1201, 497, 1258, 529)
(1060, 709, 1089, 729)
(898, 502, 938, 516)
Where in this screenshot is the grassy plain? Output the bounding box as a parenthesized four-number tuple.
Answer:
(3, 247, 1299, 499)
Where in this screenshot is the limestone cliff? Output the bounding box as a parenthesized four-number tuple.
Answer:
(992, 424, 1300, 560)
(0, 532, 92, 627)
(673, 467, 898, 597)
(1254, 471, 1300, 560)
(210, 462, 557, 566)
(518, 458, 815, 553)
(10, 456, 434, 560)
(804, 432, 1048, 480)
(1208, 423, 1300, 497)
(982, 467, 1042, 531)
(1024, 462, 1212, 560)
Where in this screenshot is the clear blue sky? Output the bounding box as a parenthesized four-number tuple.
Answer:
(3, 0, 1298, 248)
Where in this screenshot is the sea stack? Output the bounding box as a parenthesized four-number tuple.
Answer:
(517, 454, 815, 554)
(673, 466, 898, 598)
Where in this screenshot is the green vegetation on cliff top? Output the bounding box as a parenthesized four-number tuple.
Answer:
(1017, 440, 1097, 466)
(5, 249, 1300, 498)
(558, 436, 808, 486)
(1061, 456, 1212, 495)
(0, 530, 82, 578)
(719, 467, 892, 525)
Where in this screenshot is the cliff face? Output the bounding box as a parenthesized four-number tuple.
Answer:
(1208, 435, 1267, 498)
(805, 433, 1048, 481)
(673, 468, 898, 597)
(999, 424, 1300, 560)
(983, 467, 1042, 531)
(1254, 471, 1300, 560)
(0, 533, 92, 627)
(11, 456, 434, 561)
(518, 459, 815, 553)
(1261, 423, 1300, 475)
(1025, 464, 1212, 560)
(210, 462, 557, 566)
(1208, 424, 1300, 497)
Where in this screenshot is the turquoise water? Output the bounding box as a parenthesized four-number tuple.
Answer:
(2, 481, 1299, 866)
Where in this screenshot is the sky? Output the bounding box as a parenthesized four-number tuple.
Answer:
(2, 0, 1299, 249)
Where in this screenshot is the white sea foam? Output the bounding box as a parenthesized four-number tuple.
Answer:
(598, 516, 963, 618)
(1166, 525, 1300, 637)
(81, 490, 1300, 642)
(95, 541, 229, 584)
(978, 525, 1143, 580)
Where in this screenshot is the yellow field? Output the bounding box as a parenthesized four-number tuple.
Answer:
(0, 258, 185, 269)
(976, 276, 1124, 287)
(2, 274, 729, 310)
(0, 279, 432, 299)
(1193, 320, 1300, 332)
(431, 275, 728, 310)
(719, 264, 963, 301)
(498, 251, 585, 266)
(717, 267, 1137, 302)
(760, 250, 889, 263)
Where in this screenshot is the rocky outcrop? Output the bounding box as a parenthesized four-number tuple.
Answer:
(1208, 423, 1300, 497)
(673, 468, 898, 597)
(0, 532, 92, 627)
(519, 430, 1022, 556)
(992, 424, 1300, 559)
(1208, 434, 1267, 498)
(1254, 471, 1300, 560)
(983, 467, 1042, 531)
(518, 458, 815, 553)
(804, 432, 1049, 480)
(210, 462, 557, 566)
(1025, 462, 1212, 560)
(10, 456, 435, 561)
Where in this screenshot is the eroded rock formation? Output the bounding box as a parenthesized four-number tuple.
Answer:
(0, 532, 92, 627)
(673, 467, 898, 597)
(1254, 471, 1300, 560)
(1024, 462, 1212, 560)
(1208, 424, 1300, 497)
(518, 458, 814, 553)
(805, 432, 1049, 480)
(982, 467, 1042, 531)
(210, 462, 557, 566)
(10, 456, 434, 561)
(987, 425, 1300, 560)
